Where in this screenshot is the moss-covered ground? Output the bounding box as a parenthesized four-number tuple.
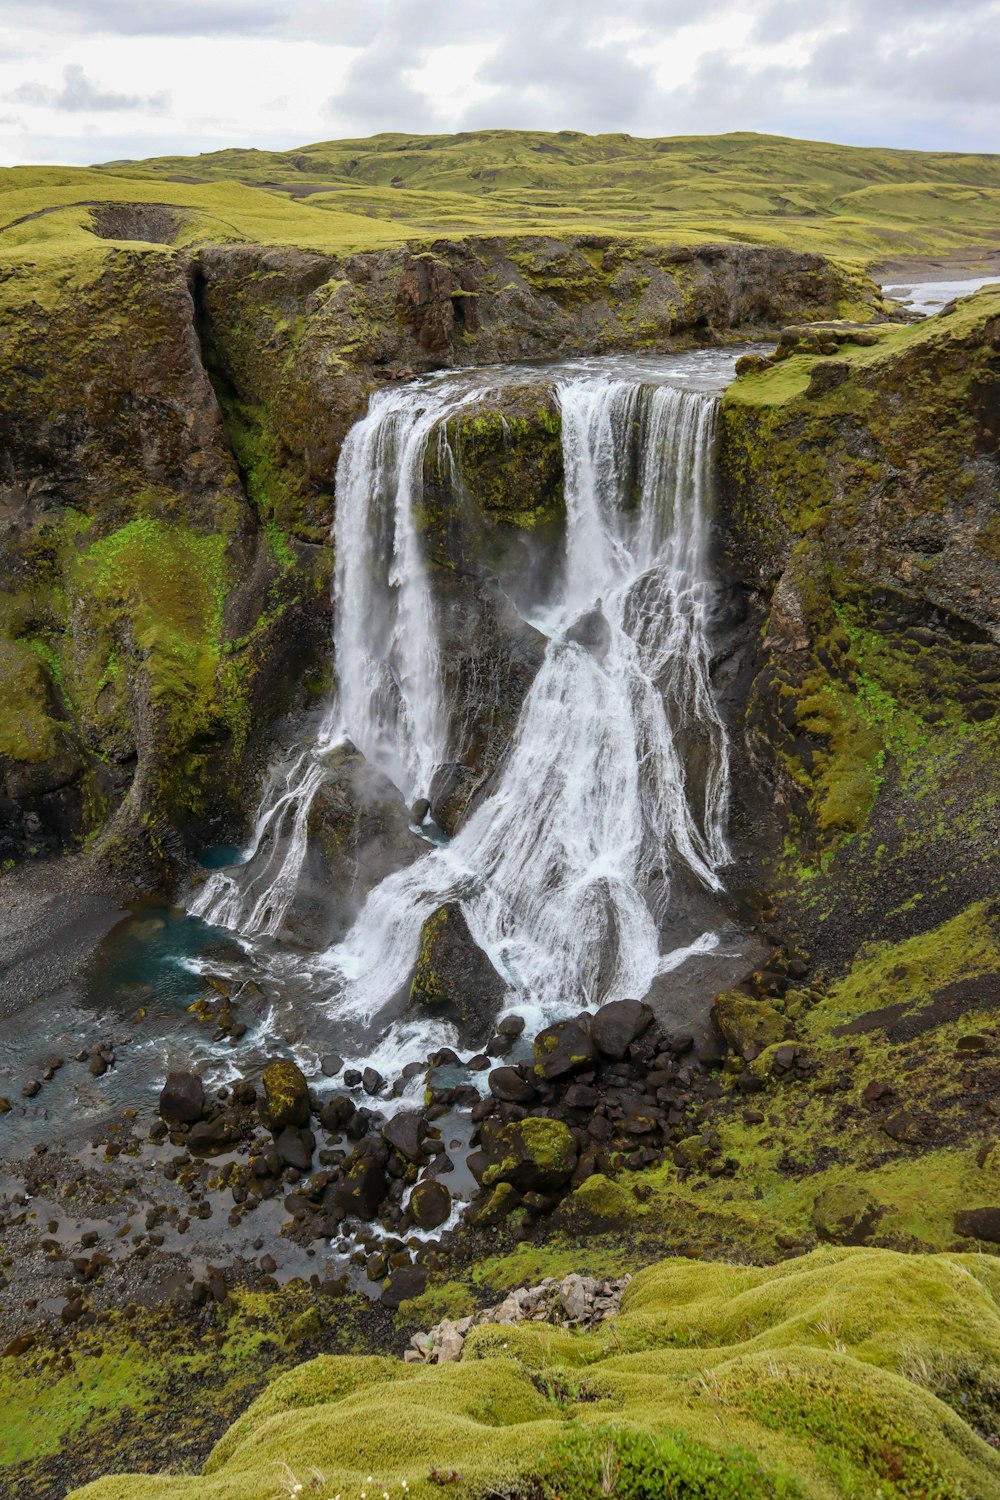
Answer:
(0, 1287, 404, 1500)
(65, 1248, 1000, 1500)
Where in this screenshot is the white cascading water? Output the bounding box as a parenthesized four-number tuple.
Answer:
(321, 374, 730, 1028)
(192, 357, 731, 1043)
(189, 377, 488, 936)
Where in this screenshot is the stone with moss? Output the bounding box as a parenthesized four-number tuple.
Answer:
(712, 992, 790, 1059)
(481, 1117, 578, 1195)
(812, 1180, 884, 1245)
(262, 1058, 310, 1130)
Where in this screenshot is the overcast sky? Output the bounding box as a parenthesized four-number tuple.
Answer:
(0, 0, 997, 168)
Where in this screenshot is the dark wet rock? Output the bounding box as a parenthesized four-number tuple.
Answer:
(188, 1116, 236, 1153)
(881, 1111, 924, 1144)
(590, 999, 653, 1060)
(276, 1125, 314, 1171)
(565, 606, 612, 662)
(320, 1054, 344, 1078)
(335, 1152, 388, 1221)
(158, 1071, 204, 1125)
(533, 1019, 597, 1080)
(564, 1083, 600, 1109)
(381, 1263, 427, 1307)
(488, 1066, 538, 1105)
(410, 1179, 452, 1229)
(88, 1054, 108, 1078)
(954, 1207, 1000, 1243)
(362, 1067, 386, 1097)
(289, 749, 421, 948)
(482, 1116, 578, 1194)
(320, 1094, 356, 1133)
(497, 1014, 526, 1039)
(409, 902, 506, 1050)
(382, 1110, 426, 1162)
(343, 1069, 362, 1089)
(231, 1079, 257, 1106)
(409, 797, 431, 825)
(22, 1079, 41, 1098)
(263, 1058, 311, 1129)
(426, 763, 477, 836)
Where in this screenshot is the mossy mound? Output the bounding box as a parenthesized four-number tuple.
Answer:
(68, 1247, 1000, 1500)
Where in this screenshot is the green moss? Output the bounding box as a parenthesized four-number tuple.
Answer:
(396, 1282, 477, 1329)
(65, 1249, 1000, 1500)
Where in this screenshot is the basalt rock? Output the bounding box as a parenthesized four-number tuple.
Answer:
(590, 999, 654, 1059)
(158, 1071, 205, 1125)
(481, 1116, 579, 1195)
(409, 902, 507, 1050)
(533, 1018, 598, 1080)
(262, 1058, 311, 1130)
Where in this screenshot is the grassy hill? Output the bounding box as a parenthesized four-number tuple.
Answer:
(2, 130, 1000, 285)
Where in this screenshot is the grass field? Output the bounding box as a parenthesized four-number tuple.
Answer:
(2, 129, 1000, 280)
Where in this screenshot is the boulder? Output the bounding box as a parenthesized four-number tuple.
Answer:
(482, 1116, 578, 1194)
(187, 1116, 234, 1153)
(466, 1182, 523, 1225)
(409, 902, 506, 1050)
(335, 1152, 388, 1221)
(488, 1066, 538, 1105)
(262, 1058, 311, 1130)
(382, 1110, 426, 1162)
(410, 1179, 452, 1229)
(158, 1071, 204, 1125)
(954, 1207, 1000, 1244)
(275, 1125, 314, 1171)
(590, 999, 653, 1059)
(712, 992, 790, 1060)
(812, 1181, 883, 1245)
(320, 1094, 356, 1133)
(533, 1019, 597, 1080)
(381, 1263, 427, 1307)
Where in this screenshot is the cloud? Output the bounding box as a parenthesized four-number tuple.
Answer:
(12, 64, 167, 113)
(2, 1, 288, 37)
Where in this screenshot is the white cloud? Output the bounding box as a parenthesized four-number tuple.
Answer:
(0, 0, 997, 166)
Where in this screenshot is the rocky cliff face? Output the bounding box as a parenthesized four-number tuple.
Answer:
(0, 234, 878, 887)
(718, 291, 1000, 966)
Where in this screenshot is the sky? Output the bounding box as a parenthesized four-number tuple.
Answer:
(0, 0, 997, 168)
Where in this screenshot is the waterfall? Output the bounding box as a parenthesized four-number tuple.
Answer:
(189, 376, 486, 936)
(318, 376, 730, 1025)
(191, 357, 731, 1037)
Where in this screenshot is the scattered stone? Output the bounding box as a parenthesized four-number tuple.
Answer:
(488, 1066, 538, 1105)
(321, 1054, 344, 1078)
(382, 1110, 426, 1162)
(533, 1019, 597, 1080)
(362, 1067, 386, 1097)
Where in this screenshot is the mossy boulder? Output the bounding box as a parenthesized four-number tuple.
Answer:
(481, 1117, 578, 1195)
(262, 1058, 310, 1130)
(712, 992, 790, 1060)
(812, 1180, 884, 1245)
(409, 1179, 452, 1230)
(409, 902, 506, 1050)
(557, 1173, 636, 1227)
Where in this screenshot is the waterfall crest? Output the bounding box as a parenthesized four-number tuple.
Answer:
(191, 355, 732, 1036)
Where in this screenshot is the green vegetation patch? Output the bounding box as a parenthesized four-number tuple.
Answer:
(66, 1248, 1000, 1500)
